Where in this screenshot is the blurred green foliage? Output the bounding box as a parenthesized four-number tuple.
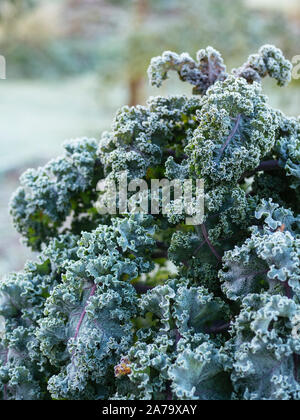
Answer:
(97, 0, 299, 104)
(1, 0, 298, 87)
(5, 40, 101, 78)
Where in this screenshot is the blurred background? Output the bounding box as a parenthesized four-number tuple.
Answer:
(0, 0, 299, 275)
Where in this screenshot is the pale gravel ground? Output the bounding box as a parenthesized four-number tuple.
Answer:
(0, 75, 110, 173)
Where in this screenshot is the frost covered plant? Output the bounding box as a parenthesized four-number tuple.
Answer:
(1, 45, 299, 400)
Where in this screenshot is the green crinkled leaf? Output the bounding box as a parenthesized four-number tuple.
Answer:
(224, 294, 300, 400)
(169, 339, 232, 400)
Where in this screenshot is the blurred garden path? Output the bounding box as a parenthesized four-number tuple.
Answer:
(0, 74, 112, 172)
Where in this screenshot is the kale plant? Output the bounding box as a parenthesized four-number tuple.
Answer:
(1, 45, 299, 400)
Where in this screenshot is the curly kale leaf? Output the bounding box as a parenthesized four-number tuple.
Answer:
(0, 235, 79, 400)
(148, 47, 227, 95)
(220, 200, 300, 301)
(36, 215, 156, 399)
(233, 44, 293, 86)
(114, 280, 231, 400)
(98, 95, 200, 182)
(169, 338, 232, 400)
(186, 76, 278, 186)
(42, 281, 138, 400)
(224, 294, 300, 400)
(10, 138, 102, 250)
(275, 113, 300, 190)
